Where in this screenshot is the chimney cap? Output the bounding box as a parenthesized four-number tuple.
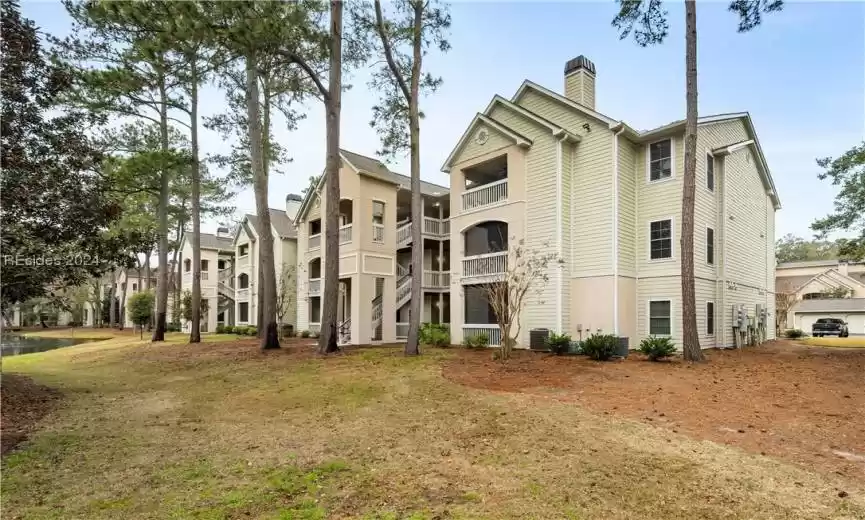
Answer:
(286, 193, 302, 202)
(565, 55, 596, 76)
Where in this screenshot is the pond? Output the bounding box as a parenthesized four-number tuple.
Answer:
(0, 334, 102, 356)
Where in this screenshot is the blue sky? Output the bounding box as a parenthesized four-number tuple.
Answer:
(23, 1, 865, 239)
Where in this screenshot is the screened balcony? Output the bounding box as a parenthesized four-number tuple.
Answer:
(461, 221, 508, 280)
(462, 155, 508, 212)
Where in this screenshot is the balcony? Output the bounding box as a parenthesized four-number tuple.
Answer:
(397, 220, 411, 247)
(182, 271, 210, 284)
(423, 270, 451, 289)
(462, 179, 507, 212)
(372, 223, 385, 243)
(308, 278, 321, 296)
(309, 234, 321, 250)
(423, 217, 450, 237)
(461, 251, 507, 279)
(236, 288, 250, 300)
(339, 224, 352, 245)
(396, 322, 409, 339)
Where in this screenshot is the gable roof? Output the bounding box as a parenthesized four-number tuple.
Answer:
(788, 268, 865, 295)
(441, 113, 532, 172)
(237, 209, 296, 241)
(295, 149, 450, 223)
(178, 231, 234, 253)
(512, 80, 618, 127)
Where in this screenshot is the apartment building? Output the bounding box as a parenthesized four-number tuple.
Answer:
(442, 55, 780, 349)
(233, 199, 299, 329)
(178, 230, 236, 332)
(294, 150, 451, 344)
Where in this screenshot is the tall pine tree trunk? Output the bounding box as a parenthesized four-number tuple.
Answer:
(246, 52, 280, 350)
(257, 82, 271, 339)
(681, 0, 704, 361)
(318, 0, 343, 354)
(190, 62, 202, 343)
(152, 61, 169, 342)
(404, 0, 424, 356)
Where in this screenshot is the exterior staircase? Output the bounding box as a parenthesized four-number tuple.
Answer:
(371, 294, 383, 330)
(397, 220, 412, 248)
(338, 318, 352, 345)
(217, 267, 235, 301)
(396, 274, 412, 310)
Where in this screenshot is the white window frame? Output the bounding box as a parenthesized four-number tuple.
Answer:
(647, 298, 673, 337)
(372, 199, 386, 225)
(706, 226, 715, 266)
(705, 150, 715, 193)
(238, 243, 249, 257)
(706, 300, 715, 336)
(646, 137, 676, 183)
(647, 217, 675, 262)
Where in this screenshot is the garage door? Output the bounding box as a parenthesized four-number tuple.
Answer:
(796, 313, 865, 335)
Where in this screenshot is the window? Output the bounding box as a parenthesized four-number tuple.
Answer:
(184, 258, 191, 272)
(649, 300, 672, 336)
(239, 244, 249, 256)
(132, 283, 137, 291)
(706, 302, 715, 335)
(706, 152, 715, 191)
(464, 221, 508, 257)
(706, 228, 714, 265)
(649, 139, 673, 181)
(201, 259, 209, 272)
(309, 297, 321, 323)
(239, 302, 249, 322)
(238, 273, 249, 289)
(372, 201, 385, 225)
(309, 219, 321, 235)
(218, 260, 226, 270)
(464, 284, 499, 324)
(649, 219, 672, 260)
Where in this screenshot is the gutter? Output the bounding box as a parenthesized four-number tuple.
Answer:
(610, 122, 626, 334)
(555, 135, 565, 333)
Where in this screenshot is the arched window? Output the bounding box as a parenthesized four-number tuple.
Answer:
(238, 273, 249, 289)
(309, 258, 322, 279)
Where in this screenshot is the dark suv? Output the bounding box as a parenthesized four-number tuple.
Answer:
(811, 318, 849, 338)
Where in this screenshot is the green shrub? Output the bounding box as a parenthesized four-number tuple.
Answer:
(545, 332, 572, 355)
(581, 333, 618, 361)
(784, 328, 804, 339)
(215, 325, 225, 334)
(462, 333, 489, 349)
(638, 336, 676, 361)
(301, 330, 311, 338)
(247, 326, 258, 336)
(420, 323, 450, 347)
(225, 325, 236, 334)
(166, 322, 181, 333)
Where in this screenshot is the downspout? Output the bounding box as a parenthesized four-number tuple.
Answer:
(611, 123, 626, 335)
(555, 133, 564, 333)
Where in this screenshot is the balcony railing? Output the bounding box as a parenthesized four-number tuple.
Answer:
(309, 234, 321, 249)
(396, 322, 409, 339)
(182, 271, 210, 284)
(309, 322, 321, 334)
(423, 217, 450, 237)
(423, 270, 450, 288)
(462, 251, 507, 279)
(339, 224, 352, 244)
(462, 178, 507, 212)
(308, 278, 321, 296)
(397, 221, 411, 245)
(237, 254, 249, 267)
(397, 263, 409, 277)
(372, 223, 385, 243)
(463, 325, 501, 346)
(236, 288, 250, 300)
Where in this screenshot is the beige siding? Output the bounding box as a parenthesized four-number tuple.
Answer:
(488, 102, 559, 335)
(449, 121, 515, 168)
(635, 135, 683, 278)
(637, 276, 682, 347)
(618, 138, 637, 276)
(766, 197, 776, 340)
(724, 149, 768, 289)
(570, 276, 614, 335)
(516, 90, 614, 276)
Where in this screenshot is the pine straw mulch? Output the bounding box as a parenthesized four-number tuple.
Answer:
(1, 374, 62, 455)
(442, 340, 865, 484)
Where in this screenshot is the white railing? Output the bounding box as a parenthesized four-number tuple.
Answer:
(372, 224, 385, 243)
(182, 271, 210, 283)
(309, 322, 321, 334)
(442, 220, 450, 235)
(219, 268, 233, 285)
(423, 270, 450, 288)
(463, 325, 501, 346)
(396, 322, 409, 338)
(238, 254, 249, 267)
(397, 264, 409, 277)
(309, 234, 321, 250)
(339, 224, 352, 244)
(462, 251, 507, 278)
(308, 278, 321, 296)
(397, 276, 412, 305)
(236, 288, 250, 300)
(423, 217, 443, 236)
(397, 221, 412, 245)
(372, 300, 382, 325)
(462, 178, 507, 211)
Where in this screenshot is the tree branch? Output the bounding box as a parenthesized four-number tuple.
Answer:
(374, 0, 411, 102)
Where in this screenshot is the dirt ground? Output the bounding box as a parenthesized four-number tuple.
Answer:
(0, 374, 61, 455)
(443, 340, 865, 483)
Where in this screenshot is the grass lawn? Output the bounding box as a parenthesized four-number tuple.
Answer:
(2, 335, 863, 519)
(800, 336, 865, 348)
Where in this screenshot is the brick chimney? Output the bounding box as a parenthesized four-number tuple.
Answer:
(564, 55, 596, 109)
